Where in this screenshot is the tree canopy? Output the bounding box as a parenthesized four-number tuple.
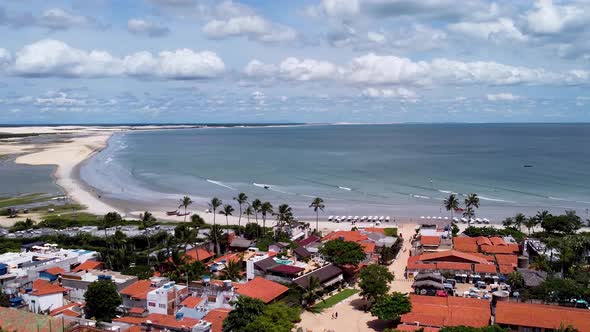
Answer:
(359, 264, 394, 303)
(370, 292, 411, 321)
(319, 239, 366, 266)
(223, 297, 266, 332)
(541, 211, 582, 235)
(507, 271, 525, 292)
(84, 279, 122, 322)
(223, 297, 300, 332)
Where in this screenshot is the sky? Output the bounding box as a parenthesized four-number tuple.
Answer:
(0, 0, 589, 124)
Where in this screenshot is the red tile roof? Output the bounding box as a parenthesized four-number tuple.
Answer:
(397, 325, 440, 332)
(43, 267, 66, 275)
(360, 241, 376, 254)
(496, 302, 590, 332)
(435, 262, 472, 271)
(72, 261, 104, 272)
(50, 303, 80, 317)
(421, 236, 441, 246)
(185, 247, 214, 262)
(401, 295, 490, 328)
(30, 279, 67, 296)
(481, 245, 518, 254)
(453, 237, 479, 252)
(269, 264, 305, 275)
(418, 250, 489, 264)
(490, 237, 507, 246)
(113, 316, 146, 325)
(495, 254, 518, 266)
(297, 235, 320, 246)
(407, 262, 435, 271)
(128, 307, 145, 315)
(499, 264, 516, 274)
(180, 296, 205, 308)
(120, 280, 155, 300)
(203, 308, 231, 332)
(234, 277, 289, 303)
(322, 230, 368, 243)
(476, 237, 492, 246)
(474, 264, 497, 274)
(143, 313, 200, 330)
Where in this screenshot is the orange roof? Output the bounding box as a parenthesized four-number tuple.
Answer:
(407, 262, 435, 271)
(476, 237, 492, 246)
(128, 307, 145, 315)
(471, 253, 496, 262)
(435, 262, 472, 271)
(72, 261, 104, 272)
(496, 302, 590, 332)
(30, 279, 67, 296)
(397, 325, 440, 332)
(185, 247, 214, 262)
(125, 327, 143, 332)
(234, 277, 289, 303)
(203, 308, 232, 332)
(490, 237, 507, 246)
(474, 264, 497, 273)
(452, 237, 479, 252)
(113, 316, 146, 325)
(180, 296, 205, 308)
(43, 267, 66, 275)
(322, 230, 368, 243)
(499, 264, 516, 274)
(120, 280, 155, 300)
(50, 303, 80, 317)
(144, 313, 200, 329)
(481, 245, 518, 254)
(496, 254, 518, 266)
(360, 241, 376, 254)
(421, 236, 441, 246)
(418, 250, 489, 264)
(401, 295, 490, 328)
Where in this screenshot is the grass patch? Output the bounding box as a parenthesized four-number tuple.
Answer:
(311, 289, 359, 311)
(29, 203, 86, 213)
(0, 193, 54, 209)
(383, 228, 397, 237)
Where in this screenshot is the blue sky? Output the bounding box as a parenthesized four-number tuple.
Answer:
(0, 0, 589, 124)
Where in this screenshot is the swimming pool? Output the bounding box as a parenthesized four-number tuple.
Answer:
(274, 258, 294, 265)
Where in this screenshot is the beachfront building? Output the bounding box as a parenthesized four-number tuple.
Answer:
(407, 250, 500, 284)
(399, 295, 491, 329)
(495, 301, 590, 332)
(61, 269, 137, 302)
(0, 245, 97, 292)
(234, 276, 289, 304)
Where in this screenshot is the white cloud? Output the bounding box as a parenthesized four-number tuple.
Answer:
(449, 18, 527, 42)
(525, 0, 589, 35)
(279, 58, 339, 81)
(35, 92, 86, 106)
(127, 19, 170, 37)
(322, 0, 360, 17)
(361, 87, 417, 100)
(367, 31, 386, 44)
(202, 15, 297, 43)
(243, 59, 277, 78)
(38, 8, 89, 30)
(0, 48, 11, 68)
(486, 93, 521, 101)
(11, 39, 225, 80)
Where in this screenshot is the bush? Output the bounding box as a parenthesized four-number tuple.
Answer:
(384, 228, 398, 237)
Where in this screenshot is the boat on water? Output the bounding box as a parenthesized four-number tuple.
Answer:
(176, 211, 190, 217)
(166, 210, 178, 216)
(523, 164, 533, 168)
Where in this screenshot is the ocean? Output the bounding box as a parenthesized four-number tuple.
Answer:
(77, 123, 590, 221)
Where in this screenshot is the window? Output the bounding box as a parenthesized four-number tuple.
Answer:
(148, 302, 156, 307)
(159, 304, 166, 308)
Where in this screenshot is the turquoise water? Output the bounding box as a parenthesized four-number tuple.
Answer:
(80, 124, 590, 220)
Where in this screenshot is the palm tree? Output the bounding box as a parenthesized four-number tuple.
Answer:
(224, 259, 243, 281)
(275, 204, 294, 236)
(302, 276, 321, 308)
(309, 197, 325, 232)
(260, 201, 273, 236)
(463, 207, 475, 227)
(140, 211, 157, 229)
(524, 217, 537, 236)
(535, 210, 551, 232)
(206, 225, 224, 255)
(443, 194, 460, 219)
(464, 193, 480, 226)
(244, 205, 254, 224)
(251, 199, 262, 224)
(233, 193, 248, 228)
(208, 197, 223, 255)
(513, 213, 526, 231)
(179, 196, 193, 222)
(220, 204, 235, 230)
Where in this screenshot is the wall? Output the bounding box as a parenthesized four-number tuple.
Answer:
(25, 293, 63, 313)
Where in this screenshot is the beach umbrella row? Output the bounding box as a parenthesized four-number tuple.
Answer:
(328, 216, 391, 222)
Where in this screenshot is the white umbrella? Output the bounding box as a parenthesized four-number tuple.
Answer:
(426, 216, 431, 219)
(385, 216, 390, 221)
(328, 216, 333, 221)
(452, 217, 459, 222)
(420, 216, 425, 219)
(444, 217, 449, 220)
(438, 216, 443, 220)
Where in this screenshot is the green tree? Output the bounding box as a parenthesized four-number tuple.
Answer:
(443, 194, 460, 220)
(463, 207, 475, 227)
(139, 211, 157, 229)
(244, 205, 254, 224)
(208, 197, 223, 254)
(513, 213, 526, 231)
(542, 211, 582, 235)
(84, 279, 122, 322)
(464, 193, 480, 226)
(535, 210, 551, 231)
(260, 201, 273, 236)
(524, 217, 537, 235)
(274, 203, 294, 237)
(309, 197, 325, 232)
(233, 193, 248, 228)
(370, 292, 411, 321)
(190, 213, 206, 228)
(319, 239, 366, 267)
(207, 224, 225, 256)
(220, 204, 235, 230)
(302, 276, 321, 308)
(224, 258, 243, 281)
(244, 302, 300, 332)
(251, 199, 262, 224)
(179, 196, 193, 222)
(244, 222, 262, 240)
(223, 296, 266, 332)
(507, 271, 525, 292)
(359, 264, 394, 303)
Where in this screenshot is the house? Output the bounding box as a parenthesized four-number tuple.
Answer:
(234, 277, 289, 304)
(453, 236, 520, 255)
(121, 278, 170, 309)
(140, 313, 211, 332)
(189, 278, 237, 310)
(296, 235, 320, 247)
(49, 302, 83, 318)
(202, 308, 232, 332)
(22, 279, 66, 314)
(61, 269, 137, 302)
(176, 296, 207, 319)
(229, 238, 255, 251)
(293, 264, 344, 290)
(495, 301, 590, 332)
(517, 268, 547, 288)
(293, 246, 312, 261)
(407, 250, 500, 283)
(184, 247, 215, 263)
(399, 295, 491, 328)
(72, 260, 103, 272)
(419, 235, 442, 252)
(146, 281, 188, 315)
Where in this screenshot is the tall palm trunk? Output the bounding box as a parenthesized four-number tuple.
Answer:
(316, 210, 319, 232)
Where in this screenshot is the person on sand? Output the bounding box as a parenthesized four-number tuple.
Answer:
(335, 312, 338, 319)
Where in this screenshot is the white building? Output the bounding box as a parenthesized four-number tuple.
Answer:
(61, 270, 137, 302)
(146, 281, 188, 315)
(22, 279, 66, 314)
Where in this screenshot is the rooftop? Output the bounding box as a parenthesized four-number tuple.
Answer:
(184, 247, 214, 263)
(496, 301, 590, 332)
(293, 264, 343, 288)
(143, 313, 200, 330)
(322, 230, 369, 243)
(203, 308, 231, 332)
(72, 260, 103, 272)
(120, 280, 155, 300)
(400, 295, 490, 328)
(180, 296, 206, 309)
(43, 267, 66, 275)
(30, 279, 67, 296)
(421, 236, 441, 246)
(234, 277, 289, 303)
